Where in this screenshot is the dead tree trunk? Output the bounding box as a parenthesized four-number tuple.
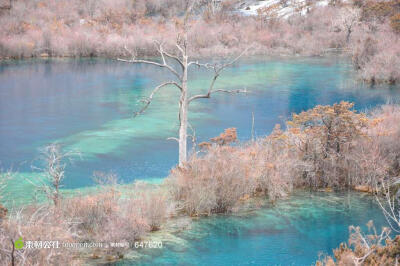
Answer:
(118, 37, 248, 167)
(178, 52, 189, 165)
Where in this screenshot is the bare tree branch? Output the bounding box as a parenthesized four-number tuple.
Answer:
(188, 46, 250, 68)
(119, 30, 251, 166)
(188, 47, 251, 104)
(28, 144, 80, 207)
(118, 45, 182, 81)
(175, 43, 185, 56)
(154, 41, 184, 68)
(164, 51, 184, 69)
(189, 88, 248, 103)
(134, 81, 182, 117)
(167, 137, 179, 142)
(347, 221, 391, 266)
(375, 178, 400, 233)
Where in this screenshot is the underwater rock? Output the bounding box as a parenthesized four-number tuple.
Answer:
(318, 187, 333, 192)
(354, 185, 373, 193)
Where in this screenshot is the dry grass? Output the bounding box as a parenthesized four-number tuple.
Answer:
(0, 180, 170, 264)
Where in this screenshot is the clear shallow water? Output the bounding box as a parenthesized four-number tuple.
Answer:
(1, 56, 400, 203)
(120, 192, 387, 266)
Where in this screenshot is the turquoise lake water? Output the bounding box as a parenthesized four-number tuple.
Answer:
(121, 191, 387, 266)
(0, 57, 397, 265)
(1, 56, 400, 198)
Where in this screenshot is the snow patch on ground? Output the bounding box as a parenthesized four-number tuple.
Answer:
(237, 0, 330, 18)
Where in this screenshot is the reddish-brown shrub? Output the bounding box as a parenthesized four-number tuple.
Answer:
(0, 0, 398, 83)
(168, 103, 400, 217)
(391, 13, 400, 32)
(287, 102, 369, 188)
(316, 221, 396, 265)
(167, 145, 256, 215)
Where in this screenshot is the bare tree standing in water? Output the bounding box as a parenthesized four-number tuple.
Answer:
(119, 2, 249, 167)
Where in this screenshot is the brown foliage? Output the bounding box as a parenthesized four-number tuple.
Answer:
(317, 221, 399, 265)
(391, 13, 400, 32)
(287, 102, 369, 188)
(288, 102, 368, 155)
(169, 102, 400, 217)
(359, 0, 400, 33)
(360, 0, 397, 22)
(167, 145, 256, 215)
(168, 125, 300, 216)
(199, 127, 238, 149)
(210, 127, 238, 145)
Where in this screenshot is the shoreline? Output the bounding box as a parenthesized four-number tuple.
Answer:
(0, 47, 349, 61)
(68, 189, 380, 264)
(2, 102, 400, 265)
(1, 53, 397, 85)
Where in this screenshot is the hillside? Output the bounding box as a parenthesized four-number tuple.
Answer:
(0, 0, 399, 83)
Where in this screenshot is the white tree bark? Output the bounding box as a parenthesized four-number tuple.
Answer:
(178, 53, 189, 166)
(118, 39, 249, 167)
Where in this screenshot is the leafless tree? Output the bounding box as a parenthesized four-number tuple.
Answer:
(348, 221, 391, 265)
(118, 3, 249, 167)
(375, 177, 400, 233)
(339, 7, 360, 43)
(30, 144, 78, 207)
